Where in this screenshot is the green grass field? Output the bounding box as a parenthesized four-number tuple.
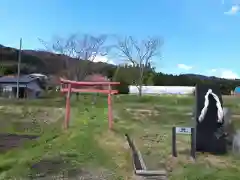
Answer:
(0, 95, 240, 179)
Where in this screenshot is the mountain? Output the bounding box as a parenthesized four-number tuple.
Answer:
(183, 73, 211, 80)
(1, 44, 239, 88)
(183, 73, 222, 80)
(184, 73, 240, 81)
(0, 44, 114, 76)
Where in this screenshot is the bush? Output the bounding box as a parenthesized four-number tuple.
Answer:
(115, 79, 129, 94)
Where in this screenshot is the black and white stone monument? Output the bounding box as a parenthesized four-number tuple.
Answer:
(195, 84, 228, 154)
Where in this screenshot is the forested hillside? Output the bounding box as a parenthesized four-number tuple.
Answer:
(0, 44, 239, 95)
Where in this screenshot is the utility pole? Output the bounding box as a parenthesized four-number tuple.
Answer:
(16, 38, 22, 99)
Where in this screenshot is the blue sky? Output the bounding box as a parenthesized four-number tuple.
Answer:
(1, 0, 240, 79)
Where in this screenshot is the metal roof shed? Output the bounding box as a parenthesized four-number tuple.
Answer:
(0, 75, 43, 98)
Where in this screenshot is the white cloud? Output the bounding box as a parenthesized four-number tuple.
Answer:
(177, 64, 193, 71)
(224, 5, 240, 15)
(210, 69, 217, 72)
(220, 70, 239, 79)
(208, 68, 239, 79)
(91, 55, 116, 65)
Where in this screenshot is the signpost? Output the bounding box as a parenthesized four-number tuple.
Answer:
(172, 127, 196, 159)
(175, 127, 192, 134)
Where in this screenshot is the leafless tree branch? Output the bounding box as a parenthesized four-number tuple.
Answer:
(39, 34, 109, 80)
(115, 36, 163, 96)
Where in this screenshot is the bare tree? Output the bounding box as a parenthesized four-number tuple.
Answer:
(115, 36, 163, 96)
(72, 34, 109, 81)
(39, 34, 109, 101)
(39, 34, 77, 79)
(39, 33, 109, 80)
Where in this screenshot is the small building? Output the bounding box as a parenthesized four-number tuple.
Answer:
(0, 75, 43, 99)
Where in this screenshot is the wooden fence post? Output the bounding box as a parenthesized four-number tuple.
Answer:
(108, 84, 113, 130)
(64, 83, 71, 129)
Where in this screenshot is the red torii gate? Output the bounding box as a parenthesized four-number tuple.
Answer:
(60, 78, 120, 130)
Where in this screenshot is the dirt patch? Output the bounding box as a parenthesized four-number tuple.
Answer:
(26, 107, 65, 124)
(30, 157, 79, 178)
(11, 121, 41, 133)
(201, 154, 237, 168)
(0, 133, 38, 153)
(96, 131, 132, 178)
(140, 133, 168, 143)
(126, 108, 160, 119)
(29, 156, 115, 179)
(126, 108, 159, 114)
(232, 114, 240, 118)
(165, 155, 195, 173)
(165, 156, 180, 172)
(0, 106, 65, 123)
(0, 116, 43, 134)
(153, 105, 191, 111)
(125, 108, 191, 121)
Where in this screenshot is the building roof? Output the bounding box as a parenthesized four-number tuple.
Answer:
(29, 73, 47, 79)
(0, 75, 38, 83)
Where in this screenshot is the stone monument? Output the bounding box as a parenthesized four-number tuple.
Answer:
(195, 84, 228, 154)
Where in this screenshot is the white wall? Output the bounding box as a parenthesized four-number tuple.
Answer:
(129, 86, 195, 95)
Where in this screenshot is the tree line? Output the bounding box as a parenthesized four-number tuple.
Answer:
(103, 64, 240, 95)
(1, 33, 239, 95)
(40, 33, 238, 96)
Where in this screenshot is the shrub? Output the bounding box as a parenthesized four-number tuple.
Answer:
(115, 79, 129, 94)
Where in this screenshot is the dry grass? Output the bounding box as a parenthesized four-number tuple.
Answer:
(0, 95, 240, 179)
(111, 95, 240, 179)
